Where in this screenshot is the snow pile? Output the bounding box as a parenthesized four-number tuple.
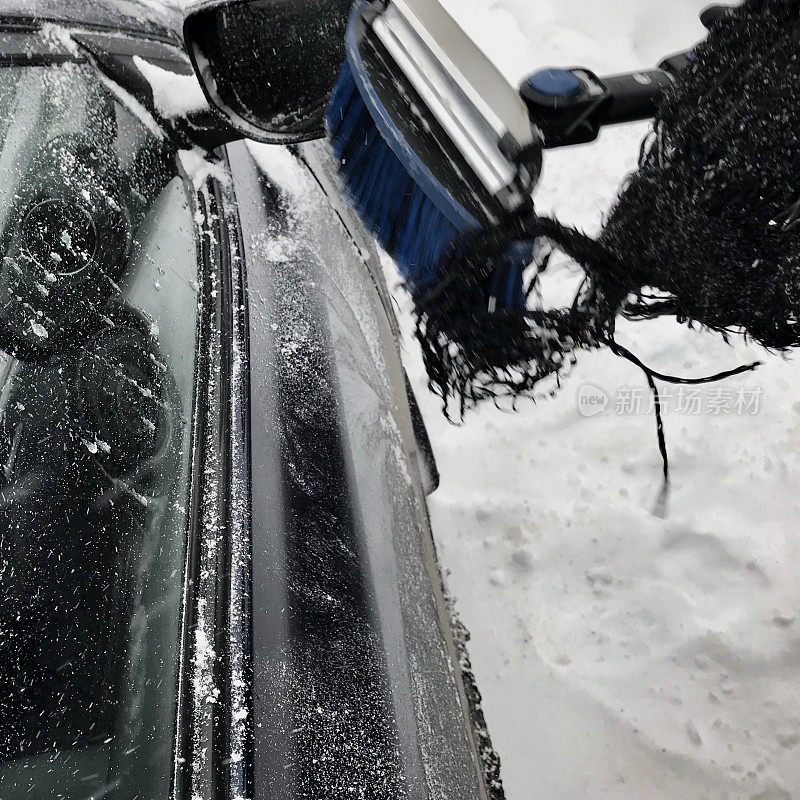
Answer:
(132, 0, 187, 14)
(390, 1, 800, 798)
(133, 56, 208, 119)
(245, 142, 318, 210)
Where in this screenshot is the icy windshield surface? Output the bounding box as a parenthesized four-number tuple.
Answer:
(0, 62, 199, 799)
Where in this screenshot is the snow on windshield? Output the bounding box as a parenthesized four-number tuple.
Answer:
(0, 61, 200, 800)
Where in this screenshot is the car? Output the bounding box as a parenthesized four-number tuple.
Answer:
(0, 2, 503, 799)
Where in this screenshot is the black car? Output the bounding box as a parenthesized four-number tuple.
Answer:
(0, 2, 501, 799)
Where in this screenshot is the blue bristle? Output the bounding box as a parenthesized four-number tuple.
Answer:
(327, 60, 463, 293)
(327, 35, 530, 312)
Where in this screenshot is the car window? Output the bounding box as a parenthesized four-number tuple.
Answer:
(0, 62, 200, 800)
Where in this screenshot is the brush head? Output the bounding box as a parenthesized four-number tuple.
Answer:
(326, 1, 540, 291)
(327, 59, 464, 289)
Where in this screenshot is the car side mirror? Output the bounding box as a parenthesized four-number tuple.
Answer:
(183, 0, 353, 144)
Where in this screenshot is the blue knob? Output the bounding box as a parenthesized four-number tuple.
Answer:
(527, 68, 582, 98)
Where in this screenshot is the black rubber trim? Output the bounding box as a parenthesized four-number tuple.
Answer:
(219, 172, 256, 800)
(207, 183, 233, 800)
(172, 186, 215, 800)
(404, 371, 440, 495)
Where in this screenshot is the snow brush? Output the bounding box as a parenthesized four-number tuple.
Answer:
(328, 0, 800, 498)
(327, 0, 680, 297)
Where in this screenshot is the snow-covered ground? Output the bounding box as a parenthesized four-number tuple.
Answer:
(383, 2, 800, 799)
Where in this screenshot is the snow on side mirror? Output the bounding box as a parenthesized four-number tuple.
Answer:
(183, 0, 352, 144)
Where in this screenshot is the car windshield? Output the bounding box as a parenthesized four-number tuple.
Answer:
(0, 61, 200, 799)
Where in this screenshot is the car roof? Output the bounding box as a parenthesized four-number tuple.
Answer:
(0, 0, 183, 43)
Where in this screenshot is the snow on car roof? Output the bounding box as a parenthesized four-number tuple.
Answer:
(0, 0, 183, 41)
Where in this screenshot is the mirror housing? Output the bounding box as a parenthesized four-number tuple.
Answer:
(183, 0, 353, 144)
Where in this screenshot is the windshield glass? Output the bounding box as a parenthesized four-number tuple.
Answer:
(0, 62, 200, 799)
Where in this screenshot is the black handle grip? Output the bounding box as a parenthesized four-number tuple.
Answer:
(520, 66, 675, 148)
(598, 69, 675, 125)
(700, 4, 738, 28)
(518, 3, 732, 148)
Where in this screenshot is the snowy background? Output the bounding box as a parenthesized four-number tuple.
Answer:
(395, 2, 800, 799)
(145, 0, 800, 797)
